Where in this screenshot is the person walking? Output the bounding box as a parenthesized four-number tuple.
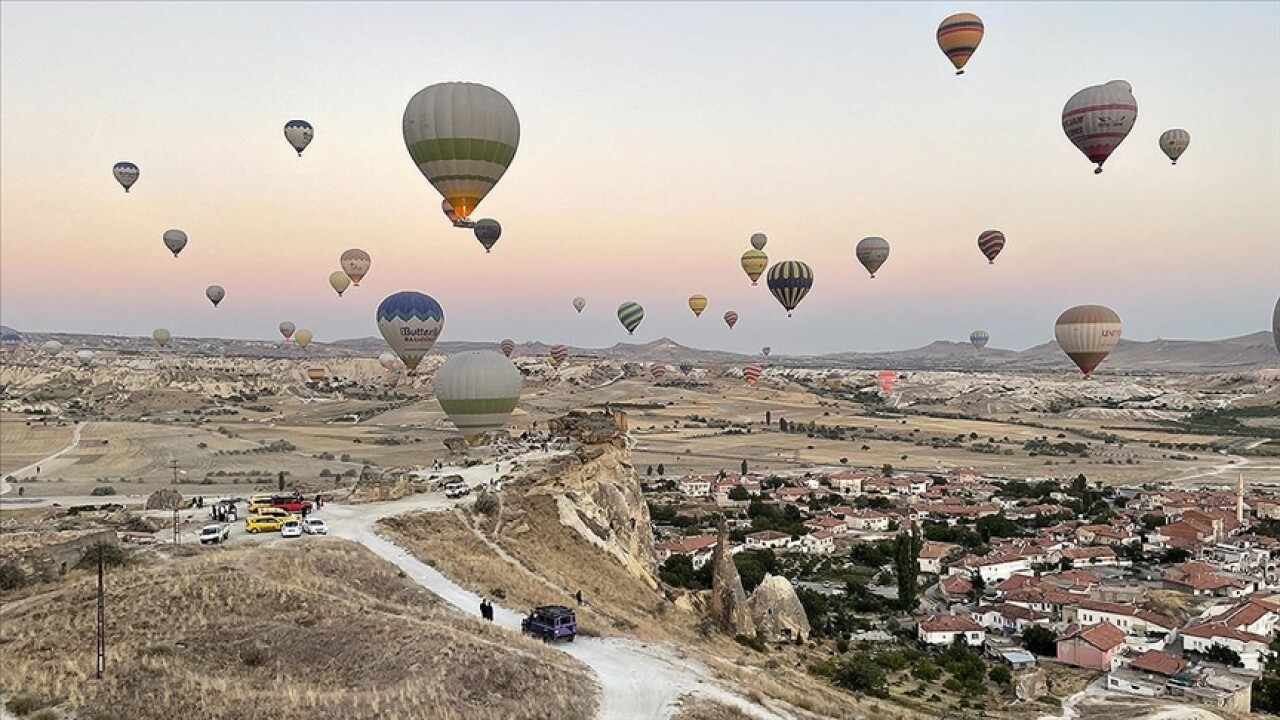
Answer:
(575, 589, 583, 606)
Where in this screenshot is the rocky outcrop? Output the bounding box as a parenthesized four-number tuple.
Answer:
(748, 573, 810, 643)
(1015, 668, 1047, 701)
(145, 488, 183, 510)
(350, 471, 426, 503)
(709, 519, 755, 636)
(548, 410, 628, 446)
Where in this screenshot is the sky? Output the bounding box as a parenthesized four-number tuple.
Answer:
(1, 2, 1278, 355)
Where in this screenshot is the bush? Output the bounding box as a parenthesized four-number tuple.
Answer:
(240, 645, 270, 667)
(473, 491, 498, 516)
(5, 694, 51, 715)
(912, 658, 941, 682)
(0, 562, 28, 591)
(735, 633, 767, 652)
(90, 485, 117, 496)
(989, 665, 1012, 686)
(834, 653, 888, 697)
(1022, 625, 1057, 656)
(76, 542, 128, 570)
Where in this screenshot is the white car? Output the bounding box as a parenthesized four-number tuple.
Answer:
(199, 524, 230, 545)
(302, 517, 327, 535)
(444, 483, 471, 499)
(280, 520, 303, 538)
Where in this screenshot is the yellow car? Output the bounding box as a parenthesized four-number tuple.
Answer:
(247, 500, 275, 514)
(248, 493, 275, 505)
(249, 507, 296, 522)
(244, 515, 286, 533)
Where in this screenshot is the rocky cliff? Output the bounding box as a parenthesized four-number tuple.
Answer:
(748, 573, 810, 642)
(710, 519, 756, 636)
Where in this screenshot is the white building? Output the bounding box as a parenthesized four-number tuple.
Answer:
(916, 614, 986, 647)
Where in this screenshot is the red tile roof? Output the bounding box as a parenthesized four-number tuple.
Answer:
(1182, 621, 1270, 645)
(654, 534, 718, 554)
(918, 614, 984, 633)
(1058, 622, 1126, 652)
(1130, 650, 1189, 677)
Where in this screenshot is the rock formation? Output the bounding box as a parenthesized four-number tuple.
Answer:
(548, 410, 628, 446)
(349, 470, 425, 503)
(748, 573, 810, 643)
(144, 488, 183, 510)
(709, 518, 756, 636)
(1015, 668, 1047, 701)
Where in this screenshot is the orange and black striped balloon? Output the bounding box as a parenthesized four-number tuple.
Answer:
(936, 13, 984, 75)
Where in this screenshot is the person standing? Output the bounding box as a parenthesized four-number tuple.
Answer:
(575, 589, 583, 606)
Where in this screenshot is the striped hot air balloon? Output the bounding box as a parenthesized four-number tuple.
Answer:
(766, 261, 814, 317)
(549, 344, 569, 367)
(977, 230, 1005, 264)
(742, 364, 762, 387)
(434, 351, 523, 442)
(878, 370, 897, 394)
(826, 371, 843, 390)
(442, 199, 459, 224)
(856, 237, 890, 278)
(500, 339, 516, 358)
(741, 250, 768, 285)
(341, 249, 371, 285)
(403, 82, 520, 220)
(724, 311, 739, 329)
(376, 291, 445, 374)
(936, 13, 984, 75)
(279, 321, 296, 341)
(1159, 129, 1191, 165)
(970, 330, 989, 350)
(688, 295, 708, 317)
(1062, 80, 1138, 174)
(1055, 305, 1122, 376)
(163, 229, 188, 258)
(617, 302, 645, 335)
(650, 364, 667, 380)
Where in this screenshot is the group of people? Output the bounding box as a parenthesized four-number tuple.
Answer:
(479, 598, 495, 622)
(210, 500, 237, 522)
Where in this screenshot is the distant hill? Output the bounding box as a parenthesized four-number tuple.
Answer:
(6, 328, 1276, 374)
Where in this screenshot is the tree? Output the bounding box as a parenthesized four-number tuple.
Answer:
(1022, 625, 1057, 656)
(894, 522, 923, 612)
(882, 463, 894, 476)
(277, 470, 286, 492)
(968, 572, 986, 604)
(1203, 643, 1243, 667)
(741, 459, 749, 475)
(778, 418, 789, 432)
(834, 653, 888, 697)
(989, 665, 1012, 686)
(1162, 547, 1192, 564)
(657, 463, 665, 476)
(733, 549, 778, 593)
(728, 486, 751, 501)
(646, 465, 653, 476)
(765, 411, 771, 426)
(912, 658, 941, 682)
(976, 514, 1020, 542)
(658, 554, 711, 590)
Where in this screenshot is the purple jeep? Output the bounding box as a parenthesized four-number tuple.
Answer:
(521, 605, 577, 643)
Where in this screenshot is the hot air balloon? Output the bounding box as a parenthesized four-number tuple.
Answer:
(762, 346, 772, 357)
(474, 219, 501, 253)
(878, 370, 897, 394)
(113, 162, 139, 192)
(573, 297, 587, 314)
(650, 364, 667, 380)
(206, 285, 225, 307)
(750, 233, 768, 251)
(435, 351, 523, 442)
(978, 230, 1005, 264)
(970, 330, 989, 350)
(329, 271, 352, 297)
(766, 261, 814, 316)
(284, 120, 314, 157)
(1055, 305, 1122, 376)
(826, 371, 843, 391)
(500, 339, 516, 358)
(855, 237, 890, 278)
(679, 363, 693, 376)
(724, 311, 739, 329)
(376, 291, 445, 374)
(442, 199, 459, 224)
(617, 302, 644, 335)
(294, 329, 313, 350)
(403, 82, 520, 220)
(1273, 298, 1280, 355)
(153, 329, 171, 347)
(742, 364, 762, 387)
(279, 322, 296, 341)
(43, 340, 63, 356)
(1062, 80, 1138, 174)
(340, 249, 371, 286)
(688, 295, 708, 317)
(379, 352, 398, 371)
(741, 250, 768, 285)
(163, 229, 188, 258)
(77, 350, 94, 366)
(1159, 129, 1191, 165)
(549, 345, 569, 367)
(936, 12, 984, 75)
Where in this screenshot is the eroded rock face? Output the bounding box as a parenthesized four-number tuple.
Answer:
(748, 573, 810, 643)
(349, 471, 425, 503)
(548, 410, 627, 446)
(1015, 668, 1047, 701)
(709, 519, 756, 637)
(144, 488, 183, 510)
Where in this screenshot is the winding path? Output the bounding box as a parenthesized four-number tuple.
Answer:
(0, 421, 85, 495)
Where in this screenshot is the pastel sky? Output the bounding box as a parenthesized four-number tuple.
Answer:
(2, 2, 1277, 355)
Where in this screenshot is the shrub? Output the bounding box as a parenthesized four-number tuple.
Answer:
(473, 491, 498, 516)
(735, 634, 767, 652)
(5, 694, 50, 715)
(32, 710, 58, 720)
(0, 562, 29, 591)
(240, 645, 270, 667)
(76, 542, 128, 570)
(90, 485, 117, 496)
(989, 665, 1012, 686)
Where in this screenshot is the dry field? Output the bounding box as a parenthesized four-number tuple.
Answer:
(0, 414, 74, 475)
(0, 540, 594, 720)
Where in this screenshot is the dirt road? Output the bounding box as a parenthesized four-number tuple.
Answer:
(0, 421, 84, 496)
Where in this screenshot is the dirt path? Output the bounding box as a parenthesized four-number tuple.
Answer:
(323, 454, 794, 720)
(0, 421, 84, 495)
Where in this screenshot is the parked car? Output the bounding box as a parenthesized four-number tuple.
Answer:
(281, 520, 303, 539)
(245, 515, 286, 533)
(270, 495, 314, 513)
(444, 482, 472, 499)
(302, 517, 327, 535)
(521, 605, 577, 643)
(250, 507, 297, 522)
(199, 524, 230, 545)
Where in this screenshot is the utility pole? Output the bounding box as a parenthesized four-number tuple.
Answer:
(169, 459, 179, 485)
(96, 549, 105, 679)
(170, 459, 181, 544)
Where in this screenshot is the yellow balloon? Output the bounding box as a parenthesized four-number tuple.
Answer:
(295, 329, 313, 349)
(688, 294, 708, 317)
(741, 250, 768, 286)
(329, 271, 351, 297)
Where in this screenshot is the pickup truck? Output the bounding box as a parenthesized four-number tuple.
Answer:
(199, 524, 231, 545)
(521, 605, 576, 643)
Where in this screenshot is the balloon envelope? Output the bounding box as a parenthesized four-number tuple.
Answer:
(279, 322, 296, 340)
(284, 120, 314, 156)
(77, 350, 94, 366)
(403, 82, 520, 220)
(163, 229, 188, 258)
(936, 13, 984, 74)
(435, 350, 523, 441)
(766, 261, 814, 316)
(113, 162, 139, 192)
(206, 285, 225, 307)
(741, 250, 768, 285)
(43, 340, 63, 356)
(970, 330, 989, 350)
(294, 329, 313, 349)
(1055, 304, 1122, 375)
(473, 219, 502, 253)
(549, 345, 569, 367)
(856, 237, 890, 278)
(650, 364, 667, 380)
(1271, 298, 1279, 355)
(761, 346, 771, 357)
(376, 291, 445, 374)
(500, 339, 516, 358)
(688, 295, 708, 317)
(442, 199, 459, 224)
(723, 311, 739, 329)
(1062, 80, 1138, 174)
(750, 233, 768, 251)
(679, 363, 693, 376)
(329, 271, 352, 297)
(878, 371, 897, 394)
(826, 371, 843, 390)
(978, 230, 1005, 264)
(617, 302, 644, 335)
(340, 249, 371, 285)
(152, 329, 171, 347)
(573, 297, 587, 313)
(1160, 129, 1191, 165)
(743, 364, 762, 387)
(379, 352, 398, 371)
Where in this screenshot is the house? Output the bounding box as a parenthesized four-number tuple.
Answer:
(1057, 622, 1127, 670)
(1181, 622, 1273, 671)
(940, 573, 973, 603)
(1076, 524, 1141, 547)
(1040, 569, 1100, 593)
(828, 471, 867, 496)
(712, 475, 762, 503)
(956, 553, 1031, 585)
(654, 534, 719, 569)
(1201, 598, 1280, 638)
(845, 509, 892, 532)
(1163, 561, 1252, 597)
(1107, 649, 1190, 697)
(745, 530, 792, 550)
(1073, 600, 1177, 638)
(773, 487, 815, 504)
(798, 529, 836, 555)
(1004, 586, 1088, 619)
(970, 603, 1051, 634)
(918, 541, 959, 575)
(917, 614, 985, 647)
(803, 516, 848, 536)
(677, 475, 712, 498)
(1061, 545, 1121, 567)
